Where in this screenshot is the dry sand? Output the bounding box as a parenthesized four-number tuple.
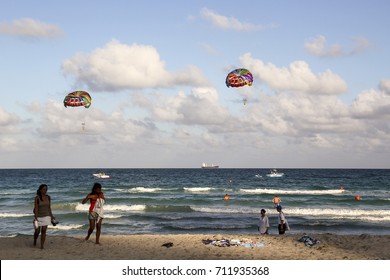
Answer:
(1, 233, 389, 260)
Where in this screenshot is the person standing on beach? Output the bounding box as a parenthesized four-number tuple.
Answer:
(33, 184, 55, 249)
(82, 182, 105, 244)
(258, 209, 269, 234)
(277, 205, 289, 234)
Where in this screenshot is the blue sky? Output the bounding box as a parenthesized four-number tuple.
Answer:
(0, 0, 389, 168)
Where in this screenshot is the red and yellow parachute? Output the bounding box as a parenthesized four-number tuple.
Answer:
(226, 68, 253, 105)
(225, 68, 253, 88)
(63, 91, 92, 108)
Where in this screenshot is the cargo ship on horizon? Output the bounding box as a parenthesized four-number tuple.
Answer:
(201, 163, 219, 169)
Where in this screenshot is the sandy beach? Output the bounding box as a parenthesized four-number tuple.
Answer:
(1, 233, 389, 260)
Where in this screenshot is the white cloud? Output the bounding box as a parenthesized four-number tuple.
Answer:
(200, 8, 269, 31)
(350, 89, 390, 119)
(0, 107, 20, 132)
(350, 36, 374, 54)
(62, 40, 209, 91)
(2, 62, 390, 168)
(239, 53, 348, 95)
(379, 79, 390, 95)
(0, 107, 20, 151)
(26, 100, 155, 145)
(132, 87, 230, 125)
(0, 18, 63, 38)
(242, 93, 353, 139)
(304, 35, 343, 57)
(0, 137, 20, 151)
(2, 79, 390, 167)
(304, 35, 373, 57)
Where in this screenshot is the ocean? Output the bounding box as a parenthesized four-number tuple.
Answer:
(0, 168, 389, 237)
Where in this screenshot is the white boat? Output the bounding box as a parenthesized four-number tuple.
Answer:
(93, 172, 110, 179)
(266, 169, 284, 177)
(201, 163, 219, 169)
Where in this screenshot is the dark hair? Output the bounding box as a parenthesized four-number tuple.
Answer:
(36, 184, 48, 201)
(276, 205, 282, 211)
(261, 209, 266, 214)
(90, 182, 102, 195)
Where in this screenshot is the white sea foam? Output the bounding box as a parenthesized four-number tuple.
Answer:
(115, 187, 177, 193)
(240, 188, 344, 195)
(128, 187, 163, 193)
(104, 204, 146, 211)
(191, 206, 254, 214)
(184, 187, 214, 192)
(191, 206, 390, 221)
(0, 234, 17, 238)
(75, 203, 146, 212)
(285, 207, 390, 218)
(75, 204, 91, 212)
(50, 223, 84, 230)
(0, 190, 31, 195)
(103, 213, 123, 219)
(0, 213, 30, 218)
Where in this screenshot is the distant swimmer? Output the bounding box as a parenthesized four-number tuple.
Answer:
(224, 194, 230, 201)
(272, 195, 281, 207)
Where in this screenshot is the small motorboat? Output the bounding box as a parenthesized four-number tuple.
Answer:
(266, 169, 284, 178)
(93, 171, 110, 179)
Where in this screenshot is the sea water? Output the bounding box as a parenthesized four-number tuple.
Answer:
(0, 168, 389, 237)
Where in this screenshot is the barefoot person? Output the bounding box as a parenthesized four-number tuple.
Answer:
(82, 183, 105, 244)
(33, 184, 55, 249)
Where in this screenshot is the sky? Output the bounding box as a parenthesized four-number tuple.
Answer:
(0, 0, 389, 168)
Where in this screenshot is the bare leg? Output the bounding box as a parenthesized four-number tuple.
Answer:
(40, 226, 47, 249)
(95, 219, 102, 244)
(33, 228, 40, 246)
(85, 219, 95, 241)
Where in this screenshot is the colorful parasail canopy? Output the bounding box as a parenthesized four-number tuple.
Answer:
(225, 68, 253, 88)
(63, 91, 92, 108)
